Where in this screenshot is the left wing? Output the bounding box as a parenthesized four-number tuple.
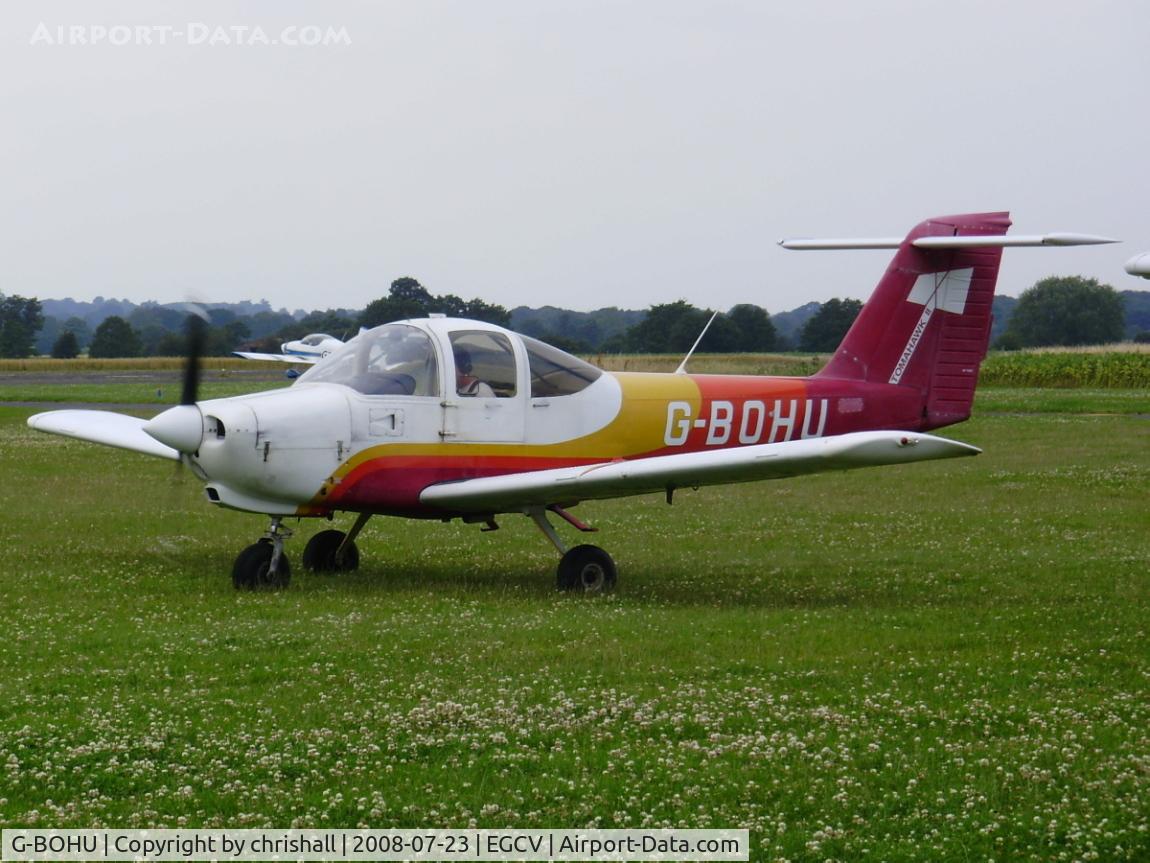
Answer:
(420, 430, 980, 513)
(27, 410, 179, 460)
(233, 351, 319, 364)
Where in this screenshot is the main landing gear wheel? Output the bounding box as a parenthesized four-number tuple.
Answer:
(232, 540, 292, 590)
(557, 544, 617, 594)
(302, 529, 360, 573)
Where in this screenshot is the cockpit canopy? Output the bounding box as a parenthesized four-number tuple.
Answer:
(299, 334, 335, 347)
(297, 324, 440, 396)
(295, 320, 603, 398)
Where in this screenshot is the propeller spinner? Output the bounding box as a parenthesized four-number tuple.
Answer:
(144, 312, 207, 454)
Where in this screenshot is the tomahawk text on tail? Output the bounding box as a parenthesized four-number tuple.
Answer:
(28, 213, 1118, 591)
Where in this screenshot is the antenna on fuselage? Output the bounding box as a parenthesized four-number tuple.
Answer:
(674, 310, 719, 375)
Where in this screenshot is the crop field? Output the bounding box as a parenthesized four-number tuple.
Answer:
(0, 371, 1147, 861)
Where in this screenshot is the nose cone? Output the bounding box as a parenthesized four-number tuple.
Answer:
(1125, 252, 1150, 278)
(144, 404, 204, 453)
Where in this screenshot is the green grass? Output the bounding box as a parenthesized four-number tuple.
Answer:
(594, 353, 828, 376)
(2, 401, 1148, 861)
(0, 366, 293, 404)
(975, 387, 1150, 414)
(0, 358, 280, 372)
(0, 379, 290, 404)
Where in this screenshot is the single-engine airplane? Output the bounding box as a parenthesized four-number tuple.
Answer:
(234, 332, 348, 364)
(28, 212, 1117, 592)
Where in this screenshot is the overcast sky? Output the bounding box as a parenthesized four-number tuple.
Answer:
(1, 0, 1146, 315)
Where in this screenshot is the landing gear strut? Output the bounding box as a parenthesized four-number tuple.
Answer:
(232, 517, 293, 590)
(529, 507, 617, 594)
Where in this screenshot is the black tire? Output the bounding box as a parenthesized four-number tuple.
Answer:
(232, 541, 291, 591)
(302, 529, 360, 573)
(556, 544, 617, 594)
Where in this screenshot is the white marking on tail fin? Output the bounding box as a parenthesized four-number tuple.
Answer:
(907, 267, 973, 314)
(889, 268, 974, 385)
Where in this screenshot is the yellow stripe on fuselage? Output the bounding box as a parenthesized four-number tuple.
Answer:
(327, 372, 701, 476)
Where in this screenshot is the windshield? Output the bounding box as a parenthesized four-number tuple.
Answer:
(296, 324, 440, 396)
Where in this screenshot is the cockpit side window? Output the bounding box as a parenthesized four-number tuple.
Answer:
(296, 324, 440, 397)
(449, 331, 517, 398)
(521, 335, 602, 397)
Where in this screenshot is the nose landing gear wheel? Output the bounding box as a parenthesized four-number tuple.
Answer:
(557, 544, 617, 594)
(232, 540, 292, 590)
(302, 529, 360, 573)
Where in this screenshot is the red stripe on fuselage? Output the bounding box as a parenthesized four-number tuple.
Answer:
(320, 453, 606, 512)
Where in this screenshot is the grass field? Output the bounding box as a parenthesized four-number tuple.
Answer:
(0, 379, 1147, 860)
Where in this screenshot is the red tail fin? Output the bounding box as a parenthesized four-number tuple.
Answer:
(815, 212, 1009, 427)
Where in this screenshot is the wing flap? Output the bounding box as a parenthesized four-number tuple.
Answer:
(420, 431, 980, 512)
(27, 410, 180, 461)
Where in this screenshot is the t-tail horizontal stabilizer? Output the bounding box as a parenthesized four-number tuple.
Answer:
(779, 233, 1119, 250)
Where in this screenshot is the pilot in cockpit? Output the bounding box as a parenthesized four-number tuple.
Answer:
(454, 349, 495, 397)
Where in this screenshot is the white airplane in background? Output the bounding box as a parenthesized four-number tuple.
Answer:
(1125, 253, 1150, 278)
(235, 333, 347, 364)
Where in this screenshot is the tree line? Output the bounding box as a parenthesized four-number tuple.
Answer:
(1, 275, 1143, 359)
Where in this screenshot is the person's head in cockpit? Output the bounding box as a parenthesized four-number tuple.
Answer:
(454, 348, 494, 397)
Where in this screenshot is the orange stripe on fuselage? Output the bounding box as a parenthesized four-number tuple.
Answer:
(673, 375, 816, 450)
